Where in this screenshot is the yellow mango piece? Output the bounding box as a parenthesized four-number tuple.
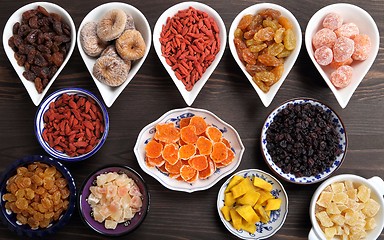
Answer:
(225, 175, 244, 193)
(254, 204, 270, 223)
(236, 190, 260, 206)
(253, 177, 273, 192)
(236, 205, 259, 224)
(220, 205, 231, 221)
(256, 189, 274, 205)
(224, 192, 236, 207)
(229, 208, 242, 230)
(264, 198, 282, 211)
(241, 219, 256, 234)
(230, 177, 253, 199)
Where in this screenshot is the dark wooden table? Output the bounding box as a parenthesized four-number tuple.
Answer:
(0, 0, 383, 239)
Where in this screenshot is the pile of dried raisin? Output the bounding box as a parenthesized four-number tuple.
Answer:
(265, 103, 343, 177)
(234, 9, 296, 93)
(8, 6, 71, 93)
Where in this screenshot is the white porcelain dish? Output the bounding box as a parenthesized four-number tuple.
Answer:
(134, 107, 244, 193)
(217, 169, 288, 239)
(77, 2, 151, 107)
(305, 3, 380, 108)
(153, 1, 227, 106)
(3, 2, 76, 106)
(229, 3, 302, 107)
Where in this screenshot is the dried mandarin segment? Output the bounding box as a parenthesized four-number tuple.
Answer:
(188, 155, 209, 171)
(165, 160, 183, 174)
(180, 165, 197, 181)
(221, 138, 231, 148)
(162, 143, 179, 165)
(199, 157, 216, 179)
(217, 148, 235, 167)
(189, 116, 207, 135)
(157, 164, 168, 174)
(179, 117, 191, 129)
(147, 156, 165, 167)
(210, 142, 229, 163)
(178, 144, 196, 160)
(186, 171, 199, 183)
(180, 125, 198, 144)
(196, 136, 213, 155)
(206, 126, 222, 142)
(145, 139, 163, 158)
(155, 123, 180, 143)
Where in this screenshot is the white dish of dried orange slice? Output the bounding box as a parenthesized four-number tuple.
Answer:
(134, 107, 245, 193)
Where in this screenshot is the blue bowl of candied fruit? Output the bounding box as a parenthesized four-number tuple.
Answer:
(260, 98, 347, 184)
(0, 155, 76, 237)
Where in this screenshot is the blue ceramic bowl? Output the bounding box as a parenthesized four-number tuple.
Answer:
(260, 98, 347, 184)
(35, 88, 109, 162)
(78, 165, 149, 236)
(0, 155, 76, 238)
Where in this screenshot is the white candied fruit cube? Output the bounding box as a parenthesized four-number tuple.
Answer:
(105, 219, 118, 229)
(357, 184, 371, 203)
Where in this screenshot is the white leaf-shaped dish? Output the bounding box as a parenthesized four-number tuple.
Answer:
(153, 2, 227, 106)
(134, 107, 245, 193)
(77, 2, 151, 107)
(3, 2, 76, 106)
(305, 3, 380, 108)
(229, 3, 302, 107)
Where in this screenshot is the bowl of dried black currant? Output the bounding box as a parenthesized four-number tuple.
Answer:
(260, 98, 347, 184)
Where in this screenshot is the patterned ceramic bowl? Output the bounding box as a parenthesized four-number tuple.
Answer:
(217, 169, 288, 239)
(78, 165, 149, 236)
(260, 98, 347, 184)
(134, 107, 245, 192)
(0, 155, 76, 238)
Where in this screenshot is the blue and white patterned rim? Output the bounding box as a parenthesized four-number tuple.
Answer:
(260, 99, 347, 184)
(217, 169, 288, 240)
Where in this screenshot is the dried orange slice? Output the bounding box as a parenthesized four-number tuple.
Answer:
(155, 123, 180, 143)
(210, 142, 228, 163)
(206, 126, 222, 142)
(145, 157, 155, 168)
(162, 143, 179, 165)
(179, 117, 191, 128)
(199, 157, 216, 179)
(178, 144, 196, 160)
(221, 137, 231, 148)
(169, 173, 180, 179)
(175, 176, 184, 181)
(188, 155, 208, 171)
(145, 139, 163, 158)
(178, 139, 188, 146)
(216, 148, 235, 168)
(180, 165, 197, 181)
(157, 164, 168, 174)
(196, 136, 213, 155)
(165, 160, 183, 174)
(186, 170, 199, 183)
(147, 156, 165, 167)
(180, 125, 198, 144)
(189, 116, 207, 135)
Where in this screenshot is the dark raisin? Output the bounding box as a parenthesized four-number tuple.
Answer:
(22, 9, 37, 21)
(37, 6, 50, 17)
(42, 78, 49, 88)
(14, 53, 26, 66)
(37, 44, 51, 54)
(34, 77, 43, 93)
(26, 29, 39, 44)
(18, 24, 31, 37)
(34, 52, 48, 67)
(51, 52, 63, 67)
(52, 20, 63, 35)
(8, 36, 17, 51)
(27, 49, 37, 64)
(29, 16, 39, 29)
(23, 70, 36, 81)
(12, 22, 20, 35)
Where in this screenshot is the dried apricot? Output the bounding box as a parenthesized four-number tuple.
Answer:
(180, 125, 198, 144)
(178, 144, 196, 160)
(206, 126, 222, 142)
(162, 143, 179, 165)
(155, 123, 180, 143)
(210, 142, 229, 163)
(196, 136, 213, 155)
(189, 116, 207, 135)
(188, 155, 209, 171)
(145, 139, 163, 158)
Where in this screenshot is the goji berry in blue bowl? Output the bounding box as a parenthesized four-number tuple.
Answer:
(34, 88, 109, 162)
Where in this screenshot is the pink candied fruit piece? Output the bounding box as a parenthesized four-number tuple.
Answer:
(335, 23, 359, 38)
(322, 13, 343, 30)
(330, 58, 353, 69)
(352, 34, 371, 61)
(312, 28, 337, 49)
(333, 36, 355, 62)
(314, 46, 333, 66)
(330, 65, 353, 89)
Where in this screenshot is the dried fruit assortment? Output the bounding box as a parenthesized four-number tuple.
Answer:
(42, 93, 105, 157)
(159, 7, 220, 91)
(80, 9, 146, 87)
(3, 162, 70, 229)
(87, 172, 142, 230)
(312, 13, 372, 89)
(266, 103, 343, 177)
(234, 8, 296, 93)
(315, 181, 380, 239)
(220, 175, 282, 233)
(144, 115, 236, 182)
(8, 6, 72, 93)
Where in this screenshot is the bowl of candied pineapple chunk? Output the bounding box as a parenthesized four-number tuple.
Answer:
(309, 174, 384, 240)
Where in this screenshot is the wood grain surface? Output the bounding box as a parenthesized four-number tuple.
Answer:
(0, 0, 383, 239)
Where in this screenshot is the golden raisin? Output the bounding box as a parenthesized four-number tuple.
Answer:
(238, 14, 253, 30)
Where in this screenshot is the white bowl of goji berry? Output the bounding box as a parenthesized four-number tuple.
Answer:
(305, 3, 380, 108)
(34, 88, 109, 162)
(153, 1, 227, 106)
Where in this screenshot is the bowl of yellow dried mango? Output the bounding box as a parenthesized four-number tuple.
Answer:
(217, 169, 288, 239)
